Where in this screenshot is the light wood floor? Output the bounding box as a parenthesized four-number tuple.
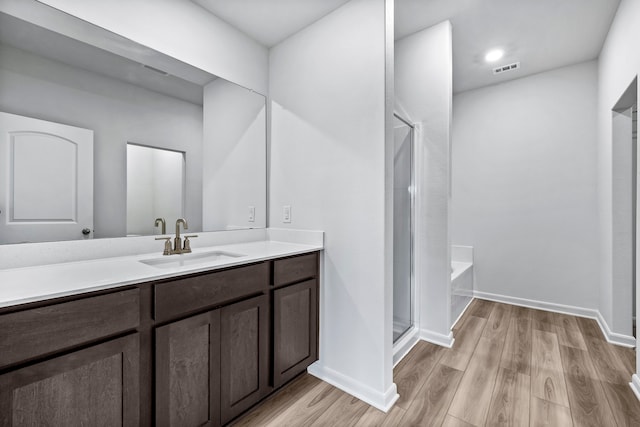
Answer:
(231, 299, 640, 426)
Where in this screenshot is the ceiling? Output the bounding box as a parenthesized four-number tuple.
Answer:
(395, 0, 621, 93)
(191, 0, 620, 93)
(192, 0, 351, 47)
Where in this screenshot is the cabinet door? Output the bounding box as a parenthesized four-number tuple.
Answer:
(156, 311, 220, 427)
(0, 333, 139, 426)
(273, 279, 318, 388)
(220, 294, 269, 425)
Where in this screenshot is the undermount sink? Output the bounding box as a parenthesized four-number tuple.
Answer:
(139, 250, 245, 269)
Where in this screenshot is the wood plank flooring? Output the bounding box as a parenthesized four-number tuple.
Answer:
(231, 299, 640, 426)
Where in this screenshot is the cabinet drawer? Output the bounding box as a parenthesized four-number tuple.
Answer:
(273, 252, 318, 288)
(0, 288, 140, 369)
(154, 262, 269, 322)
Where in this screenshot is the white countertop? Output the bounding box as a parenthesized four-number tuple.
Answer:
(0, 239, 322, 309)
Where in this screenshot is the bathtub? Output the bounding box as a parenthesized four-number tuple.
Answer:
(451, 246, 474, 327)
(452, 261, 472, 281)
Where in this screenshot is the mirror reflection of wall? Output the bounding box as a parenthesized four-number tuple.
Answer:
(0, 8, 268, 244)
(126, 144, 185, 236)
(0, 12, 204, 238)
(634, 104, 637, 336)
(203, 79, 266, 230)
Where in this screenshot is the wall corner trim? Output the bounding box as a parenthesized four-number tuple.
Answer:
(451, 296, 475, 330)
(473, 291, 636, 347)
(306, 362, 399, 412)
(595, 311, 637, 347)
(419, 328, 455, 348)
(393, 327, 420, 367)
(630, 375, 640, 402)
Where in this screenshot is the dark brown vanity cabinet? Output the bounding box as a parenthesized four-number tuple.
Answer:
(0, 334, 140, 426)
(153, 262, 271, 426)
(0, 290, 141, 427)
(272, 253, 319, 388)
(154, 293, 270, 427)
(155, 311, 221, 427)
(0, 251, 319, 427)
(220, 294, 269, 424)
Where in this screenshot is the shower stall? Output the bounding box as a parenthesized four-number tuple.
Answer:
(393, 113, 414, 343)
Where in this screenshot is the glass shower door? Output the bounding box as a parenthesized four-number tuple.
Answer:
(393, 114, 414, 343)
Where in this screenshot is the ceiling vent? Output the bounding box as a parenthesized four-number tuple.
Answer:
(141, 64, 170, 76)
(492, 62, 520, 75)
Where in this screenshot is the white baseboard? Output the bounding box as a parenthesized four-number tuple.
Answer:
(594, 311, 637, 347)
(631, 375, 640, 402)
(473, 291, 636, 348)
(419, 328, 455, 348)
(451, 297, 475, 330)
(307, 362, 399, 412)
(393, 326, 419, 367)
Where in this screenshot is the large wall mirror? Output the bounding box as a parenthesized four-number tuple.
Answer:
(0, 6, 266, 244)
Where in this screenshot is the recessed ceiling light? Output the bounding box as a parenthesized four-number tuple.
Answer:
(484, 49, 504, 63)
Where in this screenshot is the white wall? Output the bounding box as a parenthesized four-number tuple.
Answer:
(269, 0, 396, 411)
(0, 45, 202, 238)
(452, 61, 600, 311)
(203, 79, 266, 230)
(2, 0, 269, 94)
(395, 21, 454, 342)
(598, 0, 640, 340)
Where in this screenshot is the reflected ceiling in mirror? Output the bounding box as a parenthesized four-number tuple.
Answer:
(0, 8, 266, 244)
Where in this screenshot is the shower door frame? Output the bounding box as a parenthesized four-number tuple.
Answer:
(392, 112, 416, 345)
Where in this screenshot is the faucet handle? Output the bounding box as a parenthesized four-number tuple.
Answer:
(183, 235, 198, 253)
(155, 236, 172, 255)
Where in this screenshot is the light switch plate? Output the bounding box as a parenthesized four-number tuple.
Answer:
(248, 206, 255, 222)
(283, 205, 291, 223)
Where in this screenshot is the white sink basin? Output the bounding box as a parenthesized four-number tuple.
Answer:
(139, 250, 245, 269)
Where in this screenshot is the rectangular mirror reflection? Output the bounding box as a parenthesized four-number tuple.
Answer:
(126, 144, 185, 237)
(0, 7, 266, 244)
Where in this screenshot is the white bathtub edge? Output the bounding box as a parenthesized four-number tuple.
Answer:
(451, 261, 472, 281)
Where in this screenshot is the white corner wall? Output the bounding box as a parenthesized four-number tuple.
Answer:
(395, 21, 454, 344)
(598, 0, 640, 340)
(452, 61, 600, 312)
(269, 0, 396, 411)
(203, 79, 267, 230)
(0, 0, 268, 93)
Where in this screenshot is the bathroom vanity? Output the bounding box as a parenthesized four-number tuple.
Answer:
(0, 3, 321, 425)
(0, 247, 320, 426)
